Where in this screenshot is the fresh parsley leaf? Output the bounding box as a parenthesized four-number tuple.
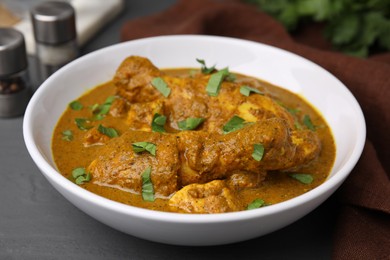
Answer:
(71, 167, 91, 185)
(75, 118, 92, 131)
(151, 113, 166, 133)
(252, 144, 265, 161)
(72, 167, 86, 179)
(196, 59, 216, 74)
(91, 96, 116, 120)
(289, 173, 314, 184)
(205, 68, 230, 96)
(62, 130, 73, 141)
(303, 114, 315, 131)
(97, 124, 119, 138)
(223, 115, 246, 134)
(75, 173, 91, 185)
(151, 77, 171, 97)
(141, 166, 155, 202)
(178, 117, 205, 130)
(325, 14, 360, 45)
(240, 86, 264, 96)
(225, 72, 236, 82)
(245, 0, 390, 57)
(294, 120, 303, 130)
(132, 142, 156, 156)
(286, 107, 301, 115)
(247, 198, 265, 210)
(69, 100, 83, 111)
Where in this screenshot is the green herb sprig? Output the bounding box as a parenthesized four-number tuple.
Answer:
(245, 0, 390, 57)
(62, 130, 73, 141)
(252, 144, 265, 161)
(151, 77, 171, 97)
(240, 86, 264, 96)
(97, 124, 119, 138)
(222, 115, 246, 134)
(289, 173, 314, 184)
(247, 198, 265, 210)
(91, 96, 116, 120)
(303, 114, 316, 131)
(206, 68, 231, 96)
(151, 113, 167, 133)
(141, 166, 155, 202)
(75, 118, 92, 131)
(72, 167, 91, 185)
(178, 117, 205, 130)
(196, 59, 216, 74)
(132, 142, 157, 156)
(69, 100, 83, 111)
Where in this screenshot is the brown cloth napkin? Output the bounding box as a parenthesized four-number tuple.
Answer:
(121, 0, 390, 258)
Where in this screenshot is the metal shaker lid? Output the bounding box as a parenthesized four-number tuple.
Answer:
(0, 28, 27, 76)
(31, 1, 76, 45)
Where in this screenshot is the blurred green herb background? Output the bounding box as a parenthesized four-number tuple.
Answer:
(244, 0, 390, 57)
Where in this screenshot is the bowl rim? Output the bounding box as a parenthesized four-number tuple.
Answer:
(23, 34, 366, 223)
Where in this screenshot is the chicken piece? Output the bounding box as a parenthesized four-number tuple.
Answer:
(87, 118, 320, 197)
(113, 56, 295, 133)
(168, 180, 244, 213)
(109, 97, 128, 118)
(177, 118, 320, 186)
(226, 171, 266, 190)
(83, 126, 111, 147)
(114, 56, 162, 102)
(88, 131, 180, 198)
(126, 99, 164, 131)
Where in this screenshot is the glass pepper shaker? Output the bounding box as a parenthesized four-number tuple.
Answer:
(0, 28, 31, 118)
(31, 1, 78, 83)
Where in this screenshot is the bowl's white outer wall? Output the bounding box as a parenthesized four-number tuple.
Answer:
(23, 35, 366, 246)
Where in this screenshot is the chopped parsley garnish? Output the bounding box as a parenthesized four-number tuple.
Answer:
(62, 130, 73, 141)
(252, 144, 265, 161)
(141, 166, 155, 202)
(247, 198, 265, 210)
(303, 114, 316, 131)
(225, 72, 236, 82)
(240, 86, 264, 96)
(132, 142, 156, 156)
(289, 173, 314, 184)
(69, 100, 83, 111)
(294, 120, 303, 130)
(196, 58, 216, 74)
(286, 107, 301, 115)
(205, 68, 230, 96)
(178, 117, 205, 130)
(151, 77, 171, 97)
(91, 96, 116, 120)
(72, 167, 91, 185)
(151, 113, 167, 133)
(222, 115, 246, 134)
(75, 118, 92, 131)
(97, 124, 119, 138)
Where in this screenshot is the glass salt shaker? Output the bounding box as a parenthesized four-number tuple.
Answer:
(0, 28, 31, 118)
(31, 1, 78, 83)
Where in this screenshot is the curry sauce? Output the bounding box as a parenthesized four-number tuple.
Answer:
(52, 59, 335, 213)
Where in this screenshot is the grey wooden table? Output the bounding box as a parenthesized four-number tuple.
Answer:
(0, 1, 337, 259)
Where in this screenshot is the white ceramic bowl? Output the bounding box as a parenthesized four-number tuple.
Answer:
(23, 35, 366, 246)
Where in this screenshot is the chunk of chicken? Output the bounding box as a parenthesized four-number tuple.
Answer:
(83, 126, 111, 147)
(88, 130, 180, 197)
(87, 118, 320, 198)
(113, 56, 295, 133)
(168, 180, 244, 213)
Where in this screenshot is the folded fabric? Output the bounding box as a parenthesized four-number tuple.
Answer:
(120, 0, 390, 258)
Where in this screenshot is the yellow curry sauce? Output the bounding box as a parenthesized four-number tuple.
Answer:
(52, 67, 335, 213)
